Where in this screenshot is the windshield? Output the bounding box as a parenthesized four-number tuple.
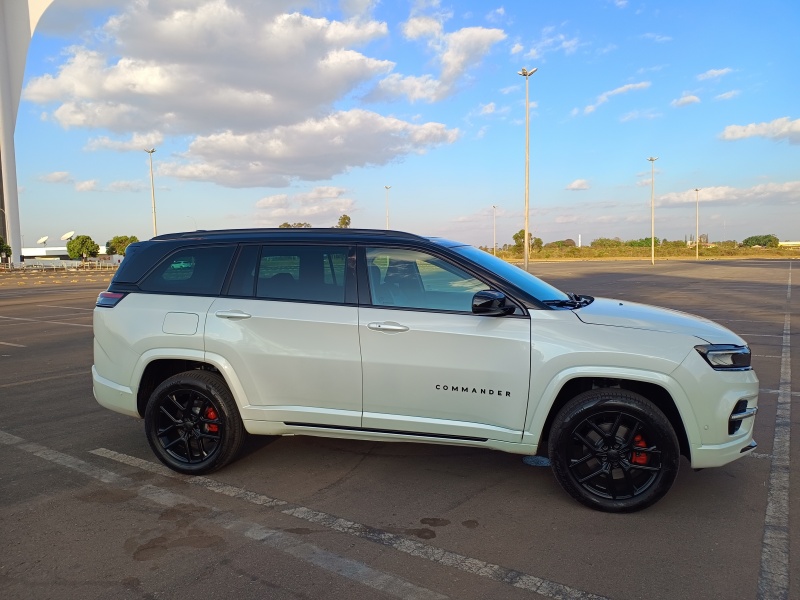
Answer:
(451, 245, 570, 302)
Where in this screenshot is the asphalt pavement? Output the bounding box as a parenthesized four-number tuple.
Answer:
(0, 260, 796, 600)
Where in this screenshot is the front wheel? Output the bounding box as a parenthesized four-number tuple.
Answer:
(144, 370, 245, 475)
(548, 389, 680, 513)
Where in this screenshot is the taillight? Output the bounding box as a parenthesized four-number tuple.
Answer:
(96, 291, 127, 307)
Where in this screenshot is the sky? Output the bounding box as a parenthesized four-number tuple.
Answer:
(12, 0, 800, 249)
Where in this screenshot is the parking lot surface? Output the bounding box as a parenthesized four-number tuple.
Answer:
(0, 260, 796, 600)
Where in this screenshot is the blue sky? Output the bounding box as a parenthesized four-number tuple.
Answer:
(14, 0, 800, 249)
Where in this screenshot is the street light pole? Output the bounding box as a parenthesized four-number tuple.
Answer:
(492, 205, 497, 255)
(145, 149, 158, 236)
(647, 156, 658, 265)
(384, 185, 391, 229)
(518, 67, 537, 271)
(695, 188, 700, 260)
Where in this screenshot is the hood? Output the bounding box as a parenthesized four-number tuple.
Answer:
(574, 297, 746, 345)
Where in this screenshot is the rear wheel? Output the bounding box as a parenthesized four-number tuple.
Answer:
(548, 389, 680, 512)
(144, 370, 244, 475)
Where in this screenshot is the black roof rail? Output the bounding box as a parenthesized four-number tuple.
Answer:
(151, 228, 427, 241)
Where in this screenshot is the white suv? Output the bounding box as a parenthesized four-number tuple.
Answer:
(93, 229, 758, 512)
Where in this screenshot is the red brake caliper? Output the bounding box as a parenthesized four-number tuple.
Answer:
(204, 407, 219, 433)
(630, 433, 648, 465)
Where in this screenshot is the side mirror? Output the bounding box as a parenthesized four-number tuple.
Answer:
(472, 290, 515, 316)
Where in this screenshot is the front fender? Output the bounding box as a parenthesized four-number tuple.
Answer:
(522, 365, 700, 451)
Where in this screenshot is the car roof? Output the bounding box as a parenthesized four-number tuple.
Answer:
(152, 228, 428, 243)
(113, 229, 466, 283)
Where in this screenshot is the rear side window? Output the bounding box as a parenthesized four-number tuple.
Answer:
(228, 245, 348, 303)
(140, 246, 236, 295)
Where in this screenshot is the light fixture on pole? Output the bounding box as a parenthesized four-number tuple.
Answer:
(492, 205, 497, 256)
(695, 188, 700, 260)
(647, 156, 658, 265)
(518, 67, 537, 271)
(384, 185, 391, 229)
(145, 148, 158, 236)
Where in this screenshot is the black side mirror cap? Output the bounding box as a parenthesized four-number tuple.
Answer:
(472, 290, 516, 316)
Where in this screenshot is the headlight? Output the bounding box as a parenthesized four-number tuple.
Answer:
(695, 344, 751, 371)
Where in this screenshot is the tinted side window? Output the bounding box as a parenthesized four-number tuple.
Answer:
(254, 245, 348, 303)
(140, 246, 235, 295)
(366, 247, 488, 311)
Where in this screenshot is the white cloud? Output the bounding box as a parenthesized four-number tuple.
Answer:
(23, 2, 470, 188)
(85, 131, 164, 151)
(75, 179, 99, 192)
(566, 179, 589, 190)
(255, 186, 355, 226)
(620, 109, 661, 122)
(613, 0, 628, 7)
(40, 171, 73, 184)
(659, 181, 800, 207)
(486, 7, 505, 23)
(720, 117, 800, 144)
(373, 23, 506, 102)
(671, 93, 700, 107)
(641, 33, 672, 43)
(523, 26, 581, 59)
(402, 16, 443, 39)
(715, 90, 740, 101)
(697, 68, 732, 80)
(510, 42, 523, 54)
(584, 82, 650, 114)
(160, 109, 460, 187)
(480, 102, 496, 115)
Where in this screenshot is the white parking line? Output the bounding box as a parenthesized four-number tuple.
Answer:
(1, 432, 446, 600)
(0, 341, 26, 347)
(36, 305, 94, 311)
(0, 315, 92, 328)
(91, 448, 609, 600)
(757, 263, 791, 600)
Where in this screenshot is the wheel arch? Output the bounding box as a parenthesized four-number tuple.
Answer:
(134, 350, 248, 418)
(529, 371, 694, 460)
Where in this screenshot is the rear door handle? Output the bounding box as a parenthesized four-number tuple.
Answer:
(215, 310, 252, 320)
(367, 321, 409, 333)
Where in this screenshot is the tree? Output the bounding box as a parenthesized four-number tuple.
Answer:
(106, 235, 139, 256)
(278, 222, 312, 228)
(512, 231, 542, 254)
(0, 236, 11, 261)
(512, 229, 530, 252)
(335, 214, 351, 228)
(591, 238, 623, 248)
(742, 234, 779, 248)
(67, 235, 100, 260)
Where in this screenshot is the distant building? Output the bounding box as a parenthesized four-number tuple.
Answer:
(20, 246, 108, 260)
(778, 241, 800, 248)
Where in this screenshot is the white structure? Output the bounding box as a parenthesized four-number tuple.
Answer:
(0, 0, 56, 265)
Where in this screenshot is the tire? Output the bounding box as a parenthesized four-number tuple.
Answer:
(548, 389, 680, 513)
(144, 370, 245, 475)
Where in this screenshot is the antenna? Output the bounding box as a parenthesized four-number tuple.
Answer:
(37, 236, 49, 246)
(60, 231, 75, 241)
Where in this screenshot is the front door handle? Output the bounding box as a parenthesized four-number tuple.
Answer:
(367, 321, 409, 333)
(215, 310, 252, 320)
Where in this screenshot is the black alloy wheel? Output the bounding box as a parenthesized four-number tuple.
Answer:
(548, 389, 680, 513)
(145, 370, 245, 475)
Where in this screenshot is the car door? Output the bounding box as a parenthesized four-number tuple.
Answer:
(358, 246, 531, 443)
(205, 243, 362, 427)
